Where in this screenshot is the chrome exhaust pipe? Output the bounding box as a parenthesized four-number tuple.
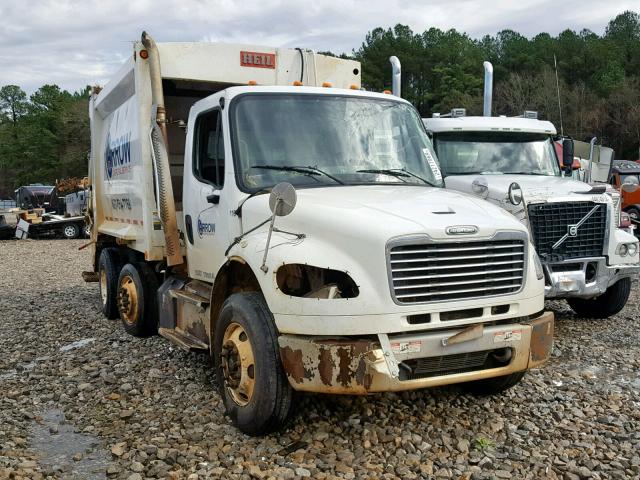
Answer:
(483, 61, 493, 117)
(389, 56, 401, 97)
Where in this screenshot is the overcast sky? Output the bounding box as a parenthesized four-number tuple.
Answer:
(0, 0, 636, 93)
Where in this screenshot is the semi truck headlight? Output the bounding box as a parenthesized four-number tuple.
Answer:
(617, 244, 629, 256)
(628, 243, 638, 256)
(533, 252, 544, 280)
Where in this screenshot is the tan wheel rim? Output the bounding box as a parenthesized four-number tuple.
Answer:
(221, 322, 256, 406)
(99, 269, 108, 306)
(117, 275, 139, 325)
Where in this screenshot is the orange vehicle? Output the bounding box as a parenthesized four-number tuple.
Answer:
(610, 160, 640, 224)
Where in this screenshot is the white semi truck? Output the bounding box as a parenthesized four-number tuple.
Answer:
(86, 34, 553, 435)
(423, 61, 639, 319)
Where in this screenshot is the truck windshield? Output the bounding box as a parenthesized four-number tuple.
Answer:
(231, 94, 443, 191)
(433, 132, 560, 177)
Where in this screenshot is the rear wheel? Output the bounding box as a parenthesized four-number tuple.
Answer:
(117, 262, 159, 337)
(463, 371, 526, 395)
(567, 277, 631, 319)
(62, 223, 80, 239)
(213, 292, 294, 435)
(98, 248, 122, 319)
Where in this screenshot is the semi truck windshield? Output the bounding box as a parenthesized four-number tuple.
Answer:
(231, 94, 443, 191)
(433, 132, 561, 177)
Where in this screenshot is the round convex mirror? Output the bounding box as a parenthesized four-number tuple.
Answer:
(508, 182, 523, 205)
(269, 182, 297, 216)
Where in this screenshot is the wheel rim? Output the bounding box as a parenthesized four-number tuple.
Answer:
(221, 322, 256, 406)
(117, 275, 139, 325)
(99, 269, 108, 306)
(64, 225, 76, 237)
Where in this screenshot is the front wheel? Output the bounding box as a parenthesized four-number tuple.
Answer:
(62, 223, 80, 239)
(462, 371, 526, 396)
(213, 292, 294, 435)
(567, 277, 631, 319)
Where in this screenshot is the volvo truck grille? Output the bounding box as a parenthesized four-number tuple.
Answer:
(528, 202, 606, 259)
(388, 238, 526, 304)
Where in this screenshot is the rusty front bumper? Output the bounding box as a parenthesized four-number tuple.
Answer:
(278, 311, 554, 394)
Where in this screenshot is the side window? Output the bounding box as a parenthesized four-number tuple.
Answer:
(194, 109, 225, 187)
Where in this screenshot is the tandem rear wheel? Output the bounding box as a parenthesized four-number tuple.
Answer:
(213, 292, 295, 436)
(117, 262, 160, 337)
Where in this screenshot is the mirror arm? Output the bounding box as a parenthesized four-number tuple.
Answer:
(260, 199, 281, 273)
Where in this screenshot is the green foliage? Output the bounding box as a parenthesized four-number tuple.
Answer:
(1, 10, 640, 198)
(0, 85, 90, 198)
(356, 11, 640, 159)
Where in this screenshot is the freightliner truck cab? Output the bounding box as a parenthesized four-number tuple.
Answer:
(87, 37, 553, 434)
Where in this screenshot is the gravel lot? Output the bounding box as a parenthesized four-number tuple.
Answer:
(1, 239, 639, 480)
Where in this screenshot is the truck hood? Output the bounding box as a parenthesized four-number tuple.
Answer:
(241, 184, 525, 242)
(444, 174, 596, 203)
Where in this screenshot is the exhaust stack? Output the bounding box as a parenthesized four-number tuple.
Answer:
(389, 56, 401, 97)
(140, 31, 183, 267)
(483, 61, 493, 117)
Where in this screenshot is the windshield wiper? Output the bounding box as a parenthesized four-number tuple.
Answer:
(251, 165, 344, 185)
(357, 168, 436, 186)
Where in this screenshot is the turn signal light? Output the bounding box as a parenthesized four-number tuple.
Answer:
(349, 84, 359, 90)
(383, 89, 391, 94)
(293, 81, 303, 86)
(139, 49, 149, 59)
(248, 80, 258, 85)
(322, 82, 332, 88)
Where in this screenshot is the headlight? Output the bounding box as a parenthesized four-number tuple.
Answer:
(628, 243, 638, 256)
(617, 244, 629, 256)
(533, 252, 544, 280)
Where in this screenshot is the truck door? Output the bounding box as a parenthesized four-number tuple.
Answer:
(183, 104, 230, 282)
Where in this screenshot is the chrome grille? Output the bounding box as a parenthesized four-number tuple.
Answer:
(388, 238, 526, 304)
(528, 202, 606, 260)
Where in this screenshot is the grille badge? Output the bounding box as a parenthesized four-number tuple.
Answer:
(551, 204, 601, 250)
(446, 225, 478, 235)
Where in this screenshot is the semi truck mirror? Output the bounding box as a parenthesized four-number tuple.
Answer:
(562, 138, 574, 172)
(269, 182, 297, 216)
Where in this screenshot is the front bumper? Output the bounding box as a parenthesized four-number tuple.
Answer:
(278, 311, 554, 394)
(544, 257, 639, 299)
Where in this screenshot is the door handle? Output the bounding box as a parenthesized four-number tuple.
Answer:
(207, 191, 221, 204)
(185, 214, 194, 244)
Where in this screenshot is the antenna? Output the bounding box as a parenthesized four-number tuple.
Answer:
(554, 54, 564, 136)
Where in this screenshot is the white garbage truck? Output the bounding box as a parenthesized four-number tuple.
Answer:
(86, 34, 553, 434)
(422, 61, 639, 319)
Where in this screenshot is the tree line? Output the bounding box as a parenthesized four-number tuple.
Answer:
(1, 10, 639, 199)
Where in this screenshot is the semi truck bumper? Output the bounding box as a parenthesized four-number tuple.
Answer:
(278, 311, 554, 394)
(544, 257, 639, 299)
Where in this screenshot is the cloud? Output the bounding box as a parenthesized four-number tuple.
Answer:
(0, 0, 635, 93)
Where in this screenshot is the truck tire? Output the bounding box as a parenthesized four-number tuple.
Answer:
(213, 292, 294, 435)
(98, 248, 122, 319)
(117, 262, 159, 337)
(567, 277, 631, 319)
(462, 371, 526, 396)
(62, 223, 80, 239)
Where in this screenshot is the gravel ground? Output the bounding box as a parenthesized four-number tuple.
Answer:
(1, 239, 639, 480)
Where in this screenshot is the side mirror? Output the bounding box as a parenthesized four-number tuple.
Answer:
(562, 138, 574, 172)
(508, 182, 523, 206)
(269, 182, 297, 216)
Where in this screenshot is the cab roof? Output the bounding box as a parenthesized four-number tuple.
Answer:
(423, 116, 557, 135)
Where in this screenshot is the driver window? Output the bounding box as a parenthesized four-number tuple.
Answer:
(194, 109, 225, 187)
